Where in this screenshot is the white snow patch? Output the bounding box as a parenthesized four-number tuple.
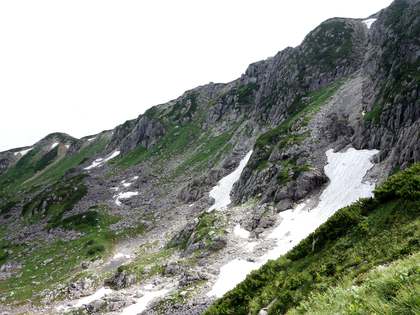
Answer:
(84, 151, 120, 170)
(113, 253, 131, 260)
(207, 147, 378, 298)
(132, 176, 139, 180)
(363, 18, 377, 29)
(115, 191, 139, 206)
(87, 137, 96, 142)
(208, 151, 253, 212)
(65, 144, 70, 149)
(105, 151, 120, 161)
(57, 287, 113, 311)
(207, 259, 259, 297)
(120, 287, 171, 315)
(50, 142, 59, 150)
(14, 148, 32, 157)
(233, 224, 250, 239)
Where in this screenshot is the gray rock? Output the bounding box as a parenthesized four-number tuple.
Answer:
(164, 262, 183, 276)
(105, 270, 136, 290)
(276, 198, 293, 212)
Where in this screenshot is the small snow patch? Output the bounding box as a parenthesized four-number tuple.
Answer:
(363, 18, 377, 29)
(14, 148, 32, 157)
(84, 151, 120, 170)
(113, 253, 131, 260)
(50, 142, 59, 150)
(115, 191, 139, 206)
(121, 180, 133, 188)
(87, 137, 96, 142)
(105, 151, 120, 161)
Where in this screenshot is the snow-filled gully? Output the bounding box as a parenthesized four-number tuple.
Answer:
(208, 150, 253, 212)
(84, 150, 120, 170)
(207, 147, 379, 298)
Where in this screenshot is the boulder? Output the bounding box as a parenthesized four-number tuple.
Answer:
(105, 270, 136, 290)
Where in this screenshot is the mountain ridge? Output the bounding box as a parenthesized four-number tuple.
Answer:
(0, 0, 419, 314)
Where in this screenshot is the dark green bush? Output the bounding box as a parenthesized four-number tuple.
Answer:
(34, 146, 59, 172)
(58, 210, 100, 231)
(374, 163, 420, 202)
(86, 244, 106, 256)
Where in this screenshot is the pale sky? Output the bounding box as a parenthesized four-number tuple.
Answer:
(0, 0, 393, 151)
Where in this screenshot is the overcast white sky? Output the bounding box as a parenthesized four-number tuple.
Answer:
(0, 0, 393, 151)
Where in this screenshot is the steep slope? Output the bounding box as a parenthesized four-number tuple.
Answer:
(0, 0, 419, 314)
(205, 163, 420, 315)
(354, 0, 420, 171)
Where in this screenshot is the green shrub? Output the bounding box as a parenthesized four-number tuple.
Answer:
(86, 243, 106, 256)
(21, 174, 88, 223)
(374, 163, 420, 202)
(34, 146, 59, 172)
(364, 102, 382, 124)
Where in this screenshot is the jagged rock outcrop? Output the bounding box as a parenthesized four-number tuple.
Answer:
(233, 0, 420, 205)
(249, 18, 367, 125)
(108, 115, 166, 154)
(354, 0, 420, 171)
(0, 155, 15, 176)
(105, 269, 136, 290)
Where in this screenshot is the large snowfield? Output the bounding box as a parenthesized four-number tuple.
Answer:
(207, 147, 379, 297)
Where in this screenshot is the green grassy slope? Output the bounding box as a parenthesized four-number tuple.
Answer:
(288, 252, 419, 315)
(0, 137, 109, 214)
(205, 163, 420, 315)
(0, 205, 120, 304)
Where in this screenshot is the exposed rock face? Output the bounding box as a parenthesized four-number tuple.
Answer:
(231, 75, 364, 205)
(353, 0, 420, 171)
(177, 179, 205, 203)
(177, 169, 225, 203)
(0, 156, 14, 176)
(249, 18, 366, 126)
(168, 212, 227, 256)
(232, 0, 420, 205)
(109, 115, 166, 154)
